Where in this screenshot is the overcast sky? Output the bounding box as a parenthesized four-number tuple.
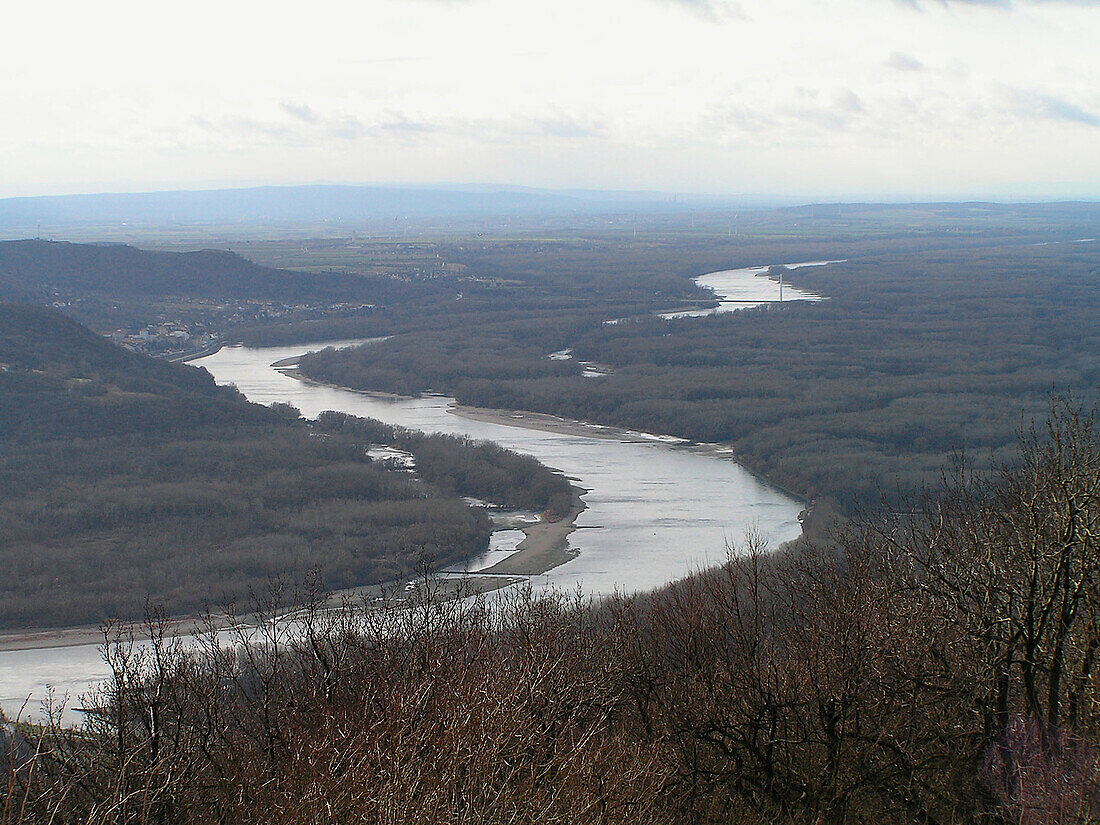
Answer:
(3, 0, 1097, 200)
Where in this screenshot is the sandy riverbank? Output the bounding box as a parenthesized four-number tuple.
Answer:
(272, 370, 593, 573)
(276, 366, 416, 402)
(477, 487, 586, 576)
(0, 615, 223, 653)
(452, 405, 761, 464)
(0, 574, 528, 654)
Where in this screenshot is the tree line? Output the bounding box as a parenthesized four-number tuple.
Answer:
(314, 412, 574, 518)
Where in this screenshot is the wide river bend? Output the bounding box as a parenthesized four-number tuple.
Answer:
(0, 262, 829, 722)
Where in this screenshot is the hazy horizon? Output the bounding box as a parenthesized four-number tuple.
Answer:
(5, 0, 1098, 202)
(1, 181, 1097, 208)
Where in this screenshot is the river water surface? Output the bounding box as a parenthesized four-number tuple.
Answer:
(660, 259, 839, 318)
(1, 267, 817, 722)
(195, 342, 803, 596)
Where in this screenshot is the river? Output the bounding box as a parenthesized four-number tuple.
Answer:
(659, 259, 840, 318)
(1, 267, 816, 723)
(194, 342, 803, 596)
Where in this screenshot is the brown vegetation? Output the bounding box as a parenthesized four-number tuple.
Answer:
(2, 400, 1097, 823)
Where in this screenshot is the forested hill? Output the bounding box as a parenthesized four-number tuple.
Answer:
(0, 269, 31, 303)
(0, 239, 373, 302)
(0, 303, 576, 628)
(0, 302, 264, 441)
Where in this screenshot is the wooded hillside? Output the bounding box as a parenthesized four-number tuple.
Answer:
(0, 305, 564, 628)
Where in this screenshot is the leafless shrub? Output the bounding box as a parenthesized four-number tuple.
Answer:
(982, 715, 1100, 825)
(3, 398, 1097, 824)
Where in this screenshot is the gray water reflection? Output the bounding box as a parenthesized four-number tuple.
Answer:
(0, 643, 108, 725)
(1, 315, 806, 723)
(196, 341, 803, 595)
(660, 260, 840, 318)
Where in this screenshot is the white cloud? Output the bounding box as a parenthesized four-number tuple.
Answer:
(0, 0, 1097, 198)
(901, 0, 1099, 8)
(649, 0, 747, 20)
(1004, 87, 1100, 127)
(886, 52, 926, 71)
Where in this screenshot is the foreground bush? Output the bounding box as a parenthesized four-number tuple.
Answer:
(3, 401, 1097, 824)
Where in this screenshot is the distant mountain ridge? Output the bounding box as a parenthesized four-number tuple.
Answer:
(0, 184, 785, 231)
(0, 238, 372, 302)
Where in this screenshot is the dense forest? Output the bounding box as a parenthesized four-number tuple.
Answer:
(299, 237, 1100, 509)
(314, 412, 573, 518)
(0, 304, 568, 629)
(4, 401, 1097, 824)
